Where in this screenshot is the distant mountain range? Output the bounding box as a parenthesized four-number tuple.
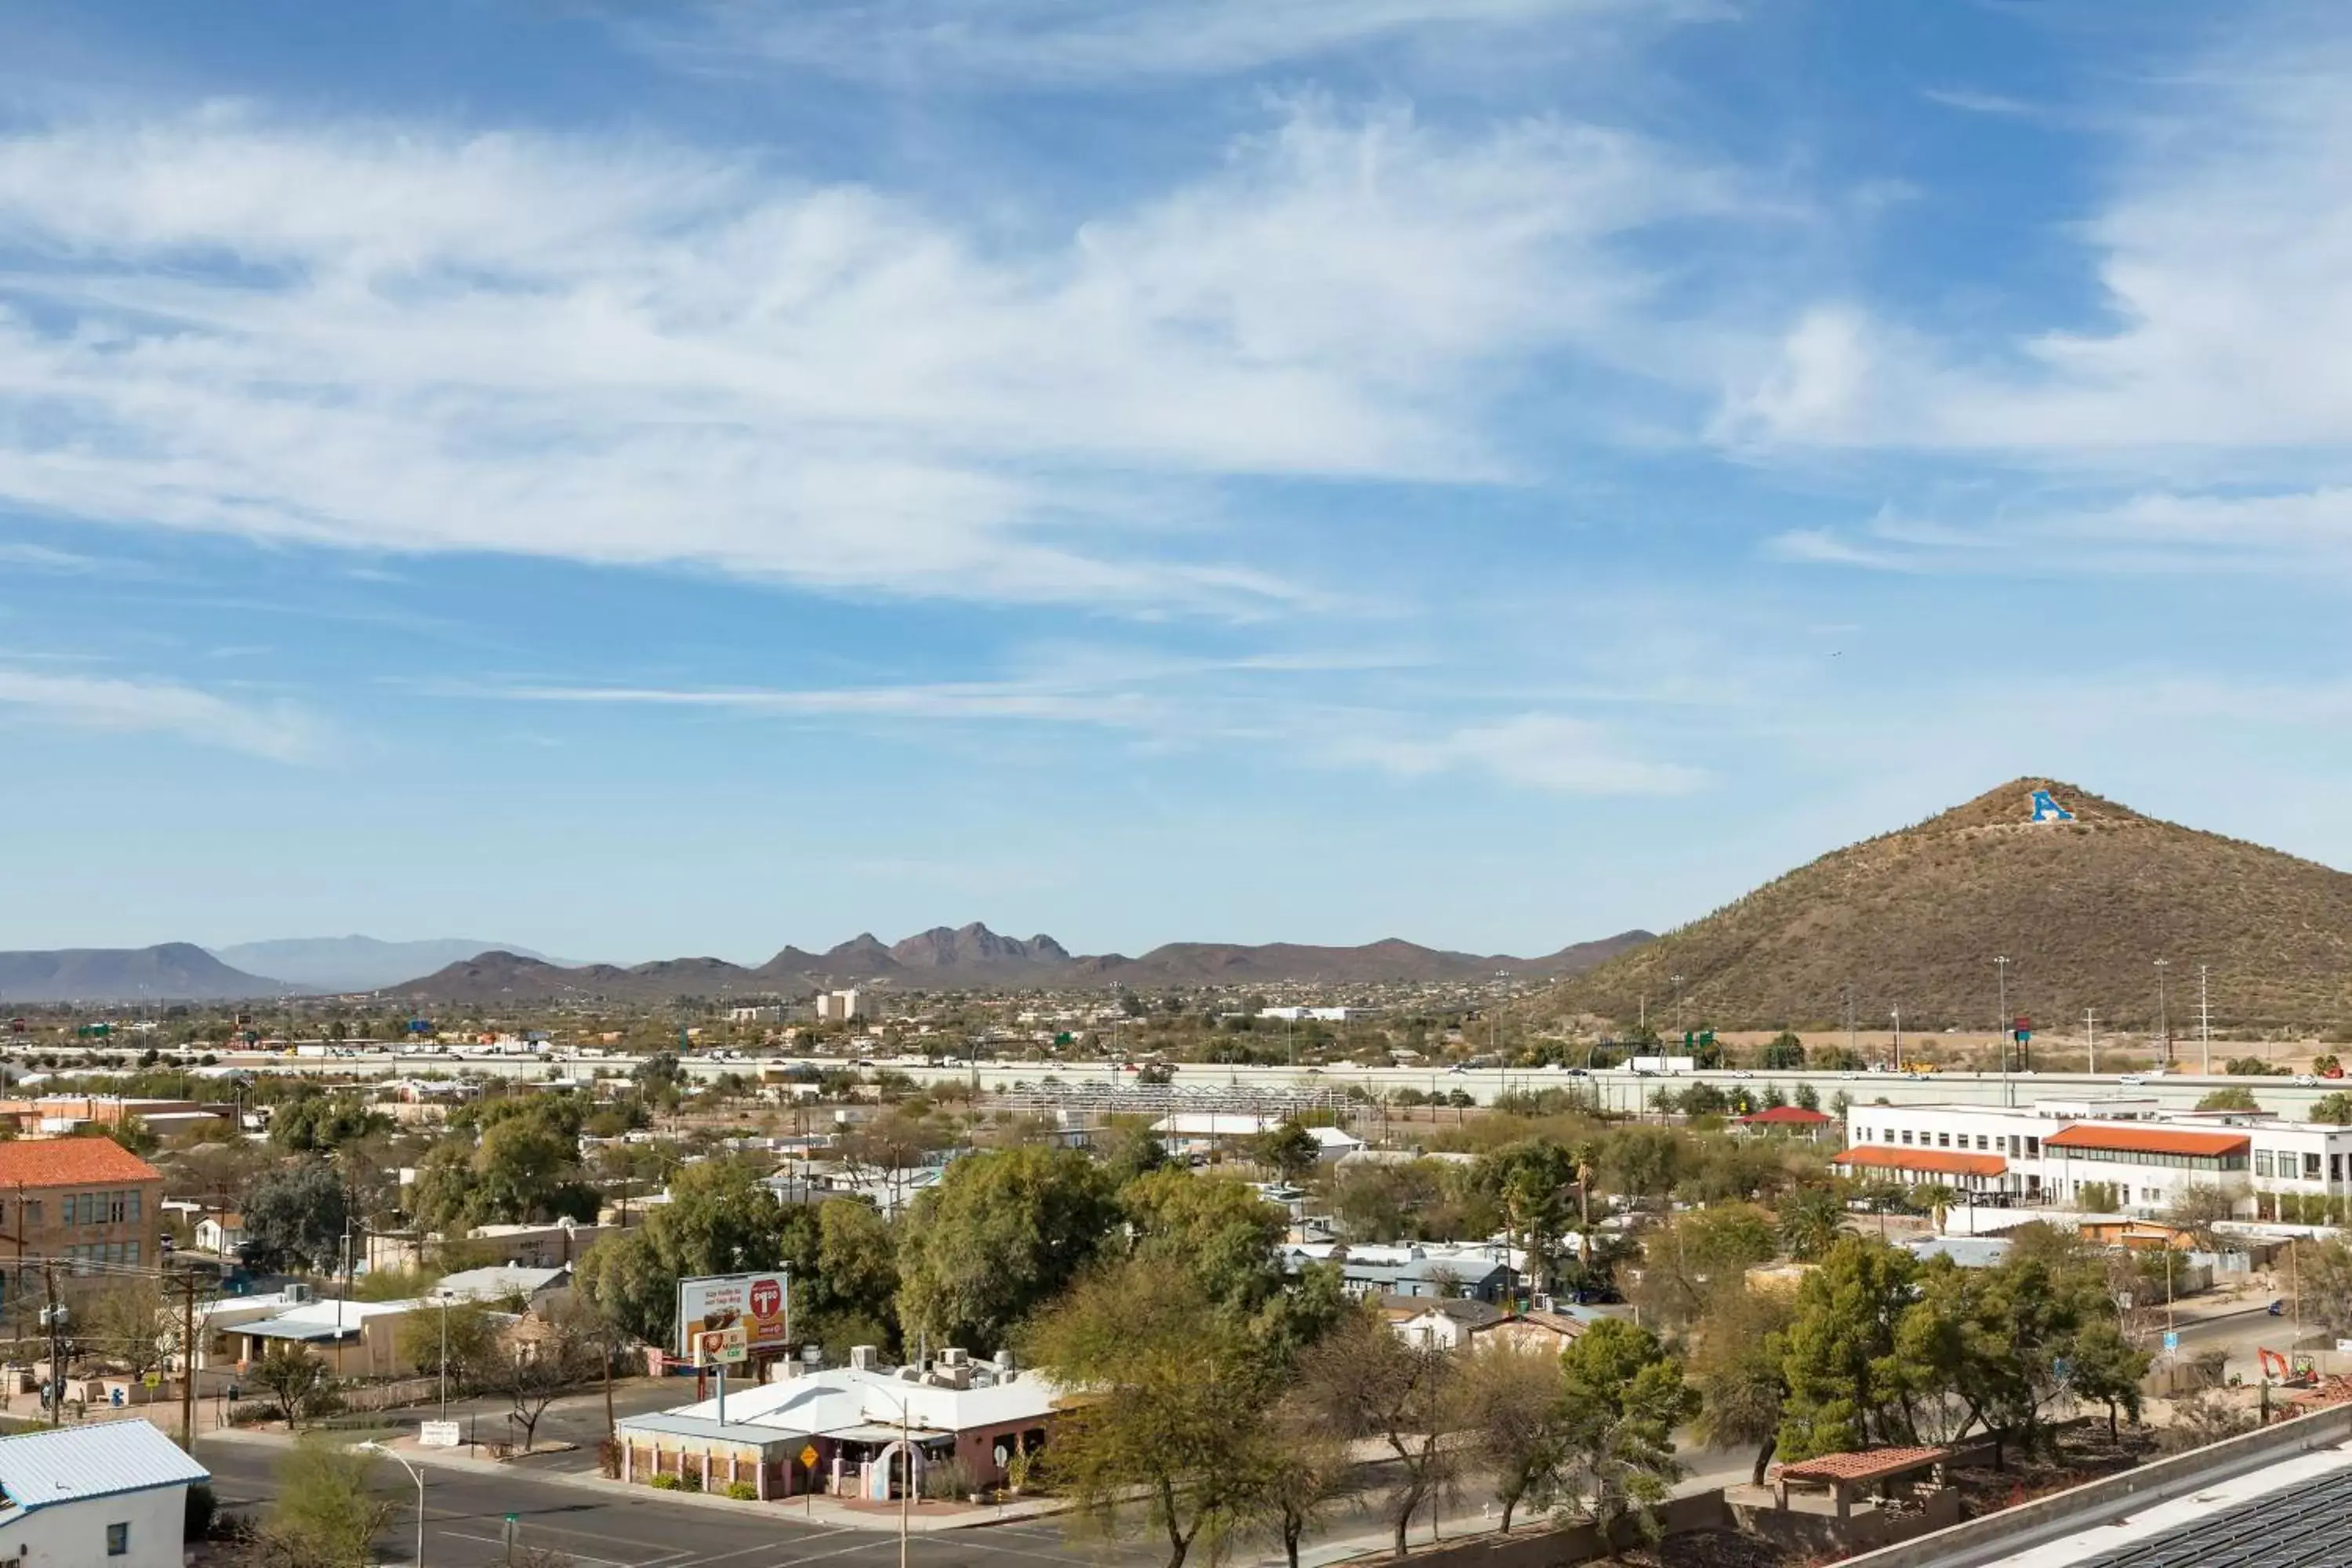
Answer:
(0, 924, 1653, 1006)
(0, 943, 296, 1004)
(209, 935, 561, 993)
(389, 923, 1657, 1004)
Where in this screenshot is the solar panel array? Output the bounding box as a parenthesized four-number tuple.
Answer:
(2071, 1466, 2352, 1568)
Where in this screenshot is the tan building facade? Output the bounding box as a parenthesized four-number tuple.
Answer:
(0, 1138, 165, 1290)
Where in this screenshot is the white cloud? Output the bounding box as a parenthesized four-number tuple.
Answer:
(1721, 27, 2352, 459)
(1345, 713, 1702, 795)
(0, 101, 1723, 610)
(648, 0, 1717, 85)
(0, 670, 323, 762)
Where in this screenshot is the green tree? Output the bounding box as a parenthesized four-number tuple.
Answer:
(576, 1158, 793, 1348)
(1555, 1317, 1699, 1537)
(241, 1159, 350, 1274)
(1030, 1258, 1274, 1568)
(1628, 1203, 1777, 1330)
(1774, 1238, 1920, 1461)
(1776, 1186, 1848, 1262)
(1758, 1031, 1806, 1070)
(2198, 1087, 2262, 1112)
(1250, 1122, 1319, 1185)
(1121, 1170, 1287, 1313)
(1472, 1139, 1577, 1293)
(396, 1299, 501, 1388)
(2310, 1093, 2352, 1126)
(897, 1146, 1119, 1352)
(1232, 1391, 1359, 1568)
(249, 1344, 342, 1432)
(253, 1440, 393, 1568)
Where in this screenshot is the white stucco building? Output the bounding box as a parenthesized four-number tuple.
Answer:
(0, 1421, 209, 1567)
(1837, 1097, 2352, 1217)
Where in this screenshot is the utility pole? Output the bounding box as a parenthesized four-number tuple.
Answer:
(2200, 966, 2212, 1075)
(1671, 976, 1686, 1043)
(2155, 959, 2171, 1065)
(2085, 1010, 2098, 1076)
(179, 1271, 198, 1451)
(40, 1261, 61, 1428)
(1844, 985, 1855, 1064)
(1891, 1007, 1902, 1072)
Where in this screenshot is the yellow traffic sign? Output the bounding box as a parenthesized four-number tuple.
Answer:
(800, 1445, 820, 1469)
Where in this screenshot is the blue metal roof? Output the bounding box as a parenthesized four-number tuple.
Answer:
(0, 1422, 209, 1515)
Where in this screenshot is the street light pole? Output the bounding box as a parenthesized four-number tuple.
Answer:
(1994, 957, 2011, 1096)
(2156, 959, 2171, 1065)
(2200, 965, 2212, 1075)
(356, 1441, 425, 1568)
(1671, 976, 1686, 1043)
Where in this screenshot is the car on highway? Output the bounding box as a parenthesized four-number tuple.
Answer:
(2296, 1073, 2321, 1086)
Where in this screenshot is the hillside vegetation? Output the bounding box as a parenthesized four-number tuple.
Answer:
(1542, 778, 2352, 1036)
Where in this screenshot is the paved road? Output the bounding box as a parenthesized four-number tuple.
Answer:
(202, 1440, 1160, 1568)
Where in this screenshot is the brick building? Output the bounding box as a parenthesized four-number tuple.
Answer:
(0, 1138, 165, 1294)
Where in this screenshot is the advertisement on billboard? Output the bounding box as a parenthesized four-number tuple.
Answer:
(677, 1269, 789, 1359)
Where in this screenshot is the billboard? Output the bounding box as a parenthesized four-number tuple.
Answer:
(677, 1270, 789, 1359)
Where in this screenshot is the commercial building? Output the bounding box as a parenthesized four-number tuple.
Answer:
(615, 1348, 1061, 1501)
(815, 989, 866, 1023)
(1837, 1097, 2352, 1217)
(0, 1421, 210, 1568)
(0, 1138, 165, 1293)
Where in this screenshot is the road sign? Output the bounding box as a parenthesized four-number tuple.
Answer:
(695, 1327, 749, 1367)
(800, 1444, 820, 1470)
(2162, 1331, 2180, 1353)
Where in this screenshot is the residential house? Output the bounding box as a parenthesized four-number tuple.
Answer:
(0, 1421, 210, 1567)
(193, 1213, 245, 1257)
(1281, 1241, 1516, 1303)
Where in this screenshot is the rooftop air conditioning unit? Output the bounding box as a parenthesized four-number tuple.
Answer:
(848, 1345, 880, 1372)
(285, 1283, 312, 1305)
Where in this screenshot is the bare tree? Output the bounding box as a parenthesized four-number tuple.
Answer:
(1458, 1342, 1570, 1532)
(470, 1302, 601, 1454)
(1297, 1310, 1462, 1558)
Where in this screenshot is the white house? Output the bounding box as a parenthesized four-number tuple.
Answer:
(434, 1264, 571, 1307)
(0, 1421, 209, 1567)
(193, 1213, 245, 1256)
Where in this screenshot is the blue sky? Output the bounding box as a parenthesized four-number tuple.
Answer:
(2, 0, 2350, 963)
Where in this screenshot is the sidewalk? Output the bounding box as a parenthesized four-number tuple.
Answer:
(204, 1426, 1071, 1534)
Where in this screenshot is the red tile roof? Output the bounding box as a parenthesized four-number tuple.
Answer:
(2045, 1124, 2249, 1158)
(1740, 1105, 1835, 1125)
(1834, 1146, 2006, 1178)
(0, 1137, 162, 1187)
(1777, 1446, 1951, 1484)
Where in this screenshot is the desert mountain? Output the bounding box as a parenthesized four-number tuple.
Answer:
(210, 935, 559, 993)
(1542, 778, 2352, 1034)
(390, 922, 1653, 1002)
(0, 943, 294, 1004)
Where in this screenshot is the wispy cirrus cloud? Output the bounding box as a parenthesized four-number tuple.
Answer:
(639, 0, 1722, 86)
(1341, 713, 1703, 795)
(1720, 24, 2352, 463)
(0, 669, 324, 762)
(0, 100, 1732, 614)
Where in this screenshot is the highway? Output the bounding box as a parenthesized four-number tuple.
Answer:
(166, 1048, 2341, 1117)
